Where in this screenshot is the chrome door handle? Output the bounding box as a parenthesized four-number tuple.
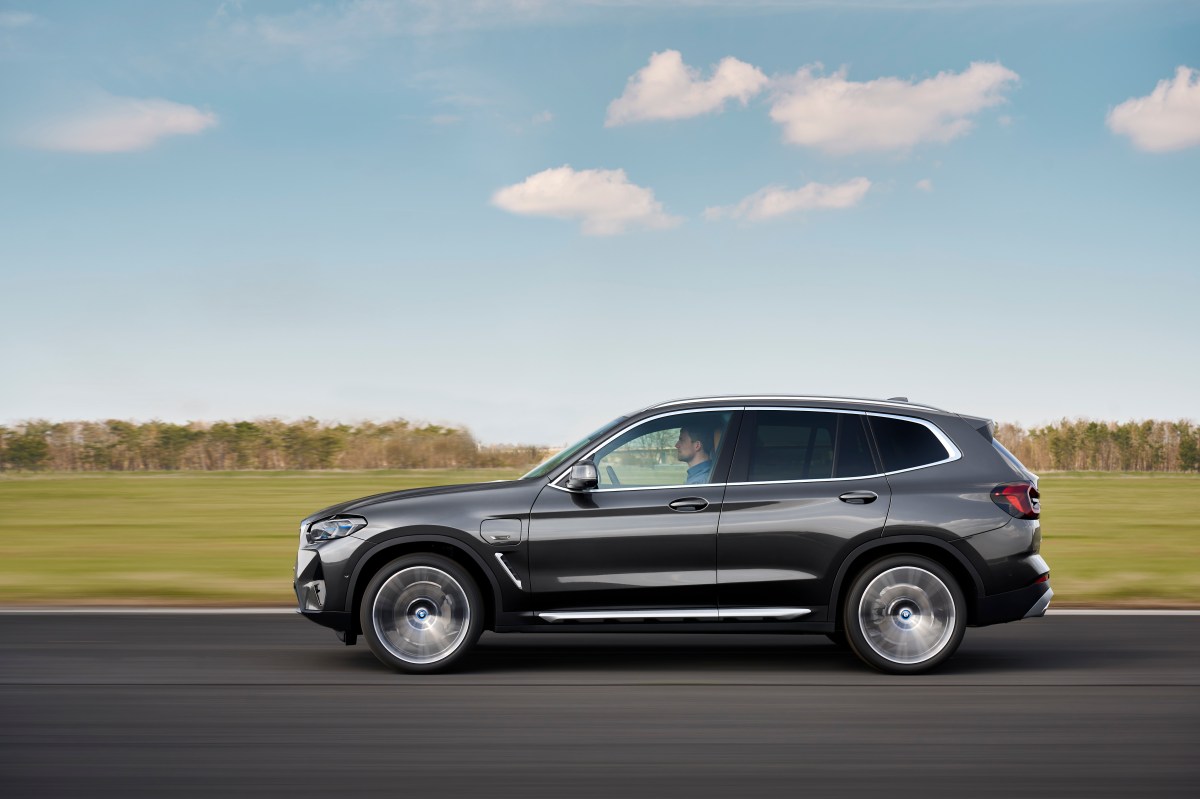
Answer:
(668, 497, 709, 513)
(839, 491, 878, 505)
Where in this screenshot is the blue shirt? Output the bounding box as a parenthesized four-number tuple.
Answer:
(686, 460, 713, 485)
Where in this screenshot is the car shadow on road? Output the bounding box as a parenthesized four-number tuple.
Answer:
(307, 627, 1167, 680)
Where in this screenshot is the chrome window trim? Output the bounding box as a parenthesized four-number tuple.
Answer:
(549, 480, 722, 494)
(537, 607, 811, 622)
(549, 405, 961, 492)
(863, 409, 962, 472)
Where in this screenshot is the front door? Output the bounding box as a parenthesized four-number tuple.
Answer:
(528, 409, 740, 611)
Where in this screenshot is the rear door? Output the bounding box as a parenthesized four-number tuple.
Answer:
(716, 409, 891, 615)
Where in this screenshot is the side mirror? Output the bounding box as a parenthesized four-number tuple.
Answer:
(566, 461, 599, 491)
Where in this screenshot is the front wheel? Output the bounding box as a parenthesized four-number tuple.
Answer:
(360, 554, 484, 674)
(844, 555, 966, 674)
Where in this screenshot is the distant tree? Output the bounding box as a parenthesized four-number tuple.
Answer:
(1178, 425, 1200, 472)
(153, 422, 201, 470)
(3, 430, 50, 470)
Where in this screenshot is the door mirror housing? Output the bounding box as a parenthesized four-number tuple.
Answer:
(566, 461, 599, 491)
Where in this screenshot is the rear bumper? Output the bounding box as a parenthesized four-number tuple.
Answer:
(973, 580, 1053, 627)
(1024, 586, 1054, 618)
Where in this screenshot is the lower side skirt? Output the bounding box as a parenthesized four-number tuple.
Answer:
(493, 621, 838, 634)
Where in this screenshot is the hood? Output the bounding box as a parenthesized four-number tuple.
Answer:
(301, 480, 517, 524)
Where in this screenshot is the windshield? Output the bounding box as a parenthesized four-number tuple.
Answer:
(521, 417, 626, 480)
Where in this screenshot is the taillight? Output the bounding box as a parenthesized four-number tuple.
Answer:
(991, 482, 1040, 519)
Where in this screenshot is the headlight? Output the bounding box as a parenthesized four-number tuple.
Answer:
(306, 516, 367, 544)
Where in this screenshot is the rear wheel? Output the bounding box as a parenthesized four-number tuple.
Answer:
(360, 553, 483, 673)
(844, 555, 965, 674)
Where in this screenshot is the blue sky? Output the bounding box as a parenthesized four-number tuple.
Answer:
(2, 1, 1198, 444)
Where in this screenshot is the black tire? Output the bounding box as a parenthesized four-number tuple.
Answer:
(843, 554, 966, 675)
(359, 553, 484, 674)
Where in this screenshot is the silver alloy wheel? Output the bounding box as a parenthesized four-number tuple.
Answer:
(857, 565, 956, 665)
(371, 566, 472, 665)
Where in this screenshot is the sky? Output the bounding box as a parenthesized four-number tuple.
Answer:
(1, 0, 1198, 445)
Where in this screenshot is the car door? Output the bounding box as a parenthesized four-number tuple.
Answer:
(527, 409, 741, 612)
(716, 408, 891, 615)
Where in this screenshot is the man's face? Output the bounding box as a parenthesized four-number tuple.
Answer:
(675, 430, 701, 463)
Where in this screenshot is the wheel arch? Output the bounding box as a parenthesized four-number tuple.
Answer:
(347, 530, 501, 633)
(828, 535, 984, 629)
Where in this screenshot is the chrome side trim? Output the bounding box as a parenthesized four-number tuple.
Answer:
(1024, 587, 1054, 618)
(720, 607, 812, 620)
(494, 553, 523, 590)
(537, 607, 810, 622)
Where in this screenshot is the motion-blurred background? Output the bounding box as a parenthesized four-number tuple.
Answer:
(2, 1, 1197, 609)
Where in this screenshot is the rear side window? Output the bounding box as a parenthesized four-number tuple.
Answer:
(748, 411, 836, 481)
(869, 416, 950, 472)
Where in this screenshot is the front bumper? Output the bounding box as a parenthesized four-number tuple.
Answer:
(974, 579, 1053, 627)
(298, 608, 354, 633)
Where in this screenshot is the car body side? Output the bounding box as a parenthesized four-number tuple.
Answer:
(295, 398, 1049, 639)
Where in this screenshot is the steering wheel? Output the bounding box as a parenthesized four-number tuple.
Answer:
(606, 465, 621, 487)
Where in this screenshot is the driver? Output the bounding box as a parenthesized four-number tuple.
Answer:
(676, 421, 717, 484)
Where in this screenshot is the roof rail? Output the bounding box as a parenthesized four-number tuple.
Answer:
(645, 395, 947, 413)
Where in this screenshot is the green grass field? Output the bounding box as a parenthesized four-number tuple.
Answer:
(0, 470, 1196, 606)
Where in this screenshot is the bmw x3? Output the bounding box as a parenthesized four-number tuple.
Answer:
(295, 395, 1051, 674)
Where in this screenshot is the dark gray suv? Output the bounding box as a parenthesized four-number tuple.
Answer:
(295, 396, 1051, 674)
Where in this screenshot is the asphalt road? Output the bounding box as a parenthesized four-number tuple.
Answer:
(1, 612, 1197, 798)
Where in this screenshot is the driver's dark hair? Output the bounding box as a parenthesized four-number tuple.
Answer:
(681, 418, 719, 457)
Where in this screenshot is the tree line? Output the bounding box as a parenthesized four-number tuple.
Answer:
(0, 417, 1197, 473)
(995, 419, 1199, 472)
(0, 419, 553, 472)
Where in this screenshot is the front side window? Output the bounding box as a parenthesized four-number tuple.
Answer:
(590, 411, 734, 488)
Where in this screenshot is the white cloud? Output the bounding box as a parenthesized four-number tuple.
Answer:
(606, 50, 768, 126)
(531, 110, 554, 125)
(0, 11, 36, 27)
(915, 178, 933, 191)
(1107, 66, 1200, 153)
(22, 93, 217, 153)
(704, 177, 871, 221)
(491, 165, 681, 235)
(768, 61, 1019, 154)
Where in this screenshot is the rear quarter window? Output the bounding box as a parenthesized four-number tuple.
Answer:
(870, 416, 950, 472)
